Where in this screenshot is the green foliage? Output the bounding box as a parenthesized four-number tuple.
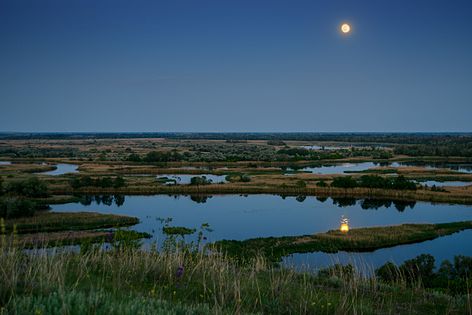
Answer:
(189, 176, 212, 185)
(296, 180, 306, 188)
(144, 150, 183, 162)
(267, 140, 286, 146)
(316, 180, 327, 187)
(395, 141, 472, 157)
(6, 177, 49, 198)
(375, 262, 400, 283)
(163, 226, 196, 236)
(400, 254, 435, 285)
(126, 153, 142, 162)
(330, 176, 358, 188)
(1, 242, 469, 314)
(110, 229, 146, 251)
(113, 176, 126, 188)
(225, 173, 251, 183)
(3, 211, 140, 234)
(70, 176, 126, 189)
(376, 254, 472, 294)
(331, 175, 417, 190)
(8, 289, 213, 315)
(318, 264, 354, 280)
(0, 197, 36, 219)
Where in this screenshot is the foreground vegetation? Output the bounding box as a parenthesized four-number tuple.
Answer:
(216, 221, 472, 263)
(1, 241, 471, 314)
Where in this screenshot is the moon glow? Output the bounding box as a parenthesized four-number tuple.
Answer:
(341, 23, 351, 34)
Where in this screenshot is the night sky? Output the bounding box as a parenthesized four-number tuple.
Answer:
(1, 0, 471, 132)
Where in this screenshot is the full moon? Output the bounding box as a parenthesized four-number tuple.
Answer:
(341, 23, 351, 34)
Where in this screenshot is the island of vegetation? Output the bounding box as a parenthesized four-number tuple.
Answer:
(215, 221, 472, 263)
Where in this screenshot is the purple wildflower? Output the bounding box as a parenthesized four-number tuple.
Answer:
(176, 266, 184, 278)
(105, 232, 114, 243)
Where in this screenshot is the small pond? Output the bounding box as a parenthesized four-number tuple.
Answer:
(40, 163, 79, 176)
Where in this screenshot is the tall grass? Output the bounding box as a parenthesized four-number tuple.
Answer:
(0, 240, 470, 314)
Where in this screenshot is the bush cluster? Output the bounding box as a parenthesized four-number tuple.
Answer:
(376, 254, 472, 294)
(0, 177, 48, 219)
(0, 197, 36, 219)
(331, 175, 416, 190)
(189, 176, 212, 186)
(70, 176, 126, 189)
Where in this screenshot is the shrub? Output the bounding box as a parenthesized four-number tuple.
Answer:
(331, 176, 357, 188)
(127, 153, 141, 162)
(316, 180, 327, 187)
(296, 180, 306, 188)
(190, 176, 212, 186)
(6, 177, 49, 198)
(376, 262, 400, 283)
(0, 197, 36, 219)
(70, 176, 126, 189)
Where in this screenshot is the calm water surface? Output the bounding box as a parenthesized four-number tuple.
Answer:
(51, 194, 472, 268)
(41, 163, 79, 176)
(156, 174, 227, 184)
(286, 161, 472, 175)
(287, 162, 378, 174)
(419, 180, 472, 187)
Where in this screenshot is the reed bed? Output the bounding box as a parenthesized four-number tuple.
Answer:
(3, 212, 139, 234)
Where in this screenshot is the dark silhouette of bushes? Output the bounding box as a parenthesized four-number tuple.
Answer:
(0, 177, 49, 219)
(0, 197, 36, 219)
(376, 254, 472, 294)
(6, 177, 49, 198)
(189, 176, 212, 186)
(70, 176, 126, 189)
(331, 175, 416, 190)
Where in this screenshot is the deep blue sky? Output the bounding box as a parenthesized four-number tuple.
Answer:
(1, 0, 471, 132)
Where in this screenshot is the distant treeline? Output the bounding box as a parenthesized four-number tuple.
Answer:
(1, 132, 471, 144)
(394, 142, 472, 157)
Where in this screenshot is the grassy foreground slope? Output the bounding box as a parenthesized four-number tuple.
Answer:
(1, 246, 470, 315)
